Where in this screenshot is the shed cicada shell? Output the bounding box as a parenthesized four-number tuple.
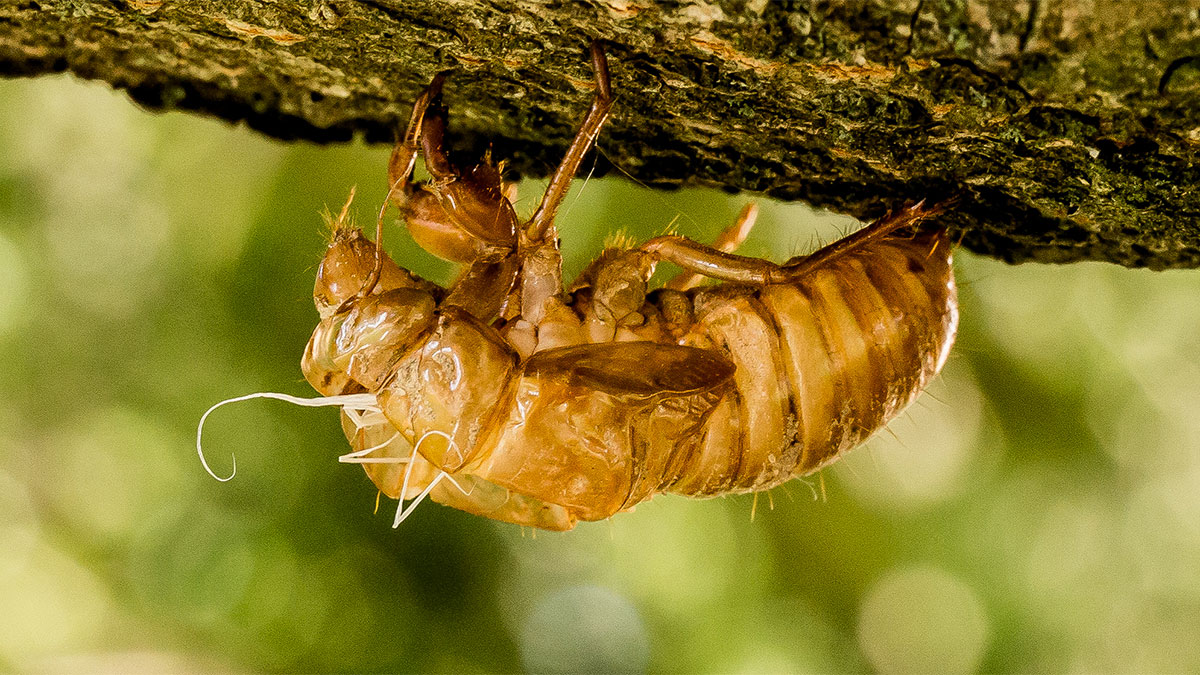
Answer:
(199, 45, 958, 531)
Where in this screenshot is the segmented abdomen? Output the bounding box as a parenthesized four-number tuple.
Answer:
(664, 229, 958, 496)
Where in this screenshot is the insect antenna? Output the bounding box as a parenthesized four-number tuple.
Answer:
(920, 388, 950, 408)
(883, 425, 905, 445)
(558, 149, 602, 224)
(660, 212, 682, 237)
(790, 477, 818, 501)
(595, 145, 709, 234)
(333, 168, 409, 315)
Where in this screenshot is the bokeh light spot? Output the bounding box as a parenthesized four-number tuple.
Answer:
(0, 231, 29, 335)
(857, 565, 989, 674)
(0, 470, 39, 581)
(0, 543, 111, 665)
(835, 361, 984, 508)
(520, 585, 649, 674)
(46, 405, 194, 539)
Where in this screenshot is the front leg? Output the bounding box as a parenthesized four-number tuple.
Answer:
(524, 43, 614, 243)
(387, 72, 449, 210)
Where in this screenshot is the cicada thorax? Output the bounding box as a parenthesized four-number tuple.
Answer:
(303, 231, 584, 531)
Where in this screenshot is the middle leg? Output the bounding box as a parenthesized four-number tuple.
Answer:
(520, 42, 615, 326)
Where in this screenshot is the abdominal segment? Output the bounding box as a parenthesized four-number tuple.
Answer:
(670, 229, 958, 489)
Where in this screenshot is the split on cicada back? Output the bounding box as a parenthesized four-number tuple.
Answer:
(198, 43, 959, 531)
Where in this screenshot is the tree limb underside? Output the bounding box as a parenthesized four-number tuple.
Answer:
(3, 0, 1199, 268)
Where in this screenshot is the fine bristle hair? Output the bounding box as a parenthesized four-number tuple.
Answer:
(602, 229, 637, 250)
(321, 186, 358, 240)
(659, 213, 682, 237)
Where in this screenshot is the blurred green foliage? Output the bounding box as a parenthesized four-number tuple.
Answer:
(1, 74, 1199, 673)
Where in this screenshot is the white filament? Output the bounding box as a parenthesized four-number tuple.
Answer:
(196, 391, 380, 481)
(392, 429, 460, 528)
(391, 466, 471, 527)
(197, 391, 472, 529)
(395, 431, 424, 522)
(342, 406, 389, 432)
(337, 433, 403, 464)
(394, 471, 448, 527)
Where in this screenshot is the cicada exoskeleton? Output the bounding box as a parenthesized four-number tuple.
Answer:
(294, 45, 957, 530)
(200, 44, 957, 531)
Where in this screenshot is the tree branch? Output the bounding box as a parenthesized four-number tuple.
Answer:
(3, 0, 1199, 268)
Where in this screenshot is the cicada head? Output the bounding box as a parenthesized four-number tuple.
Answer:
(314, 229, 388, 317)
(313, 227, 437, 319)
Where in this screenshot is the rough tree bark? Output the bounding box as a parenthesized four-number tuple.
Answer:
(2, 0, 1199, 268)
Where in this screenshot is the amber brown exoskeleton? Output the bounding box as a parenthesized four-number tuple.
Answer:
(200, 44, 958, 531)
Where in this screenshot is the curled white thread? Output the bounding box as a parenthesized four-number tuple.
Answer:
(197, 391, 379, 482)
(198, 391, 470, 529)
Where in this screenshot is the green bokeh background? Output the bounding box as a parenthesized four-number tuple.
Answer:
(2, 74, 1199, 673)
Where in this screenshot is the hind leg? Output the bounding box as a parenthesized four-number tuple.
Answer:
(642, 201, 947, 286)
(665, 202, 759, 290)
